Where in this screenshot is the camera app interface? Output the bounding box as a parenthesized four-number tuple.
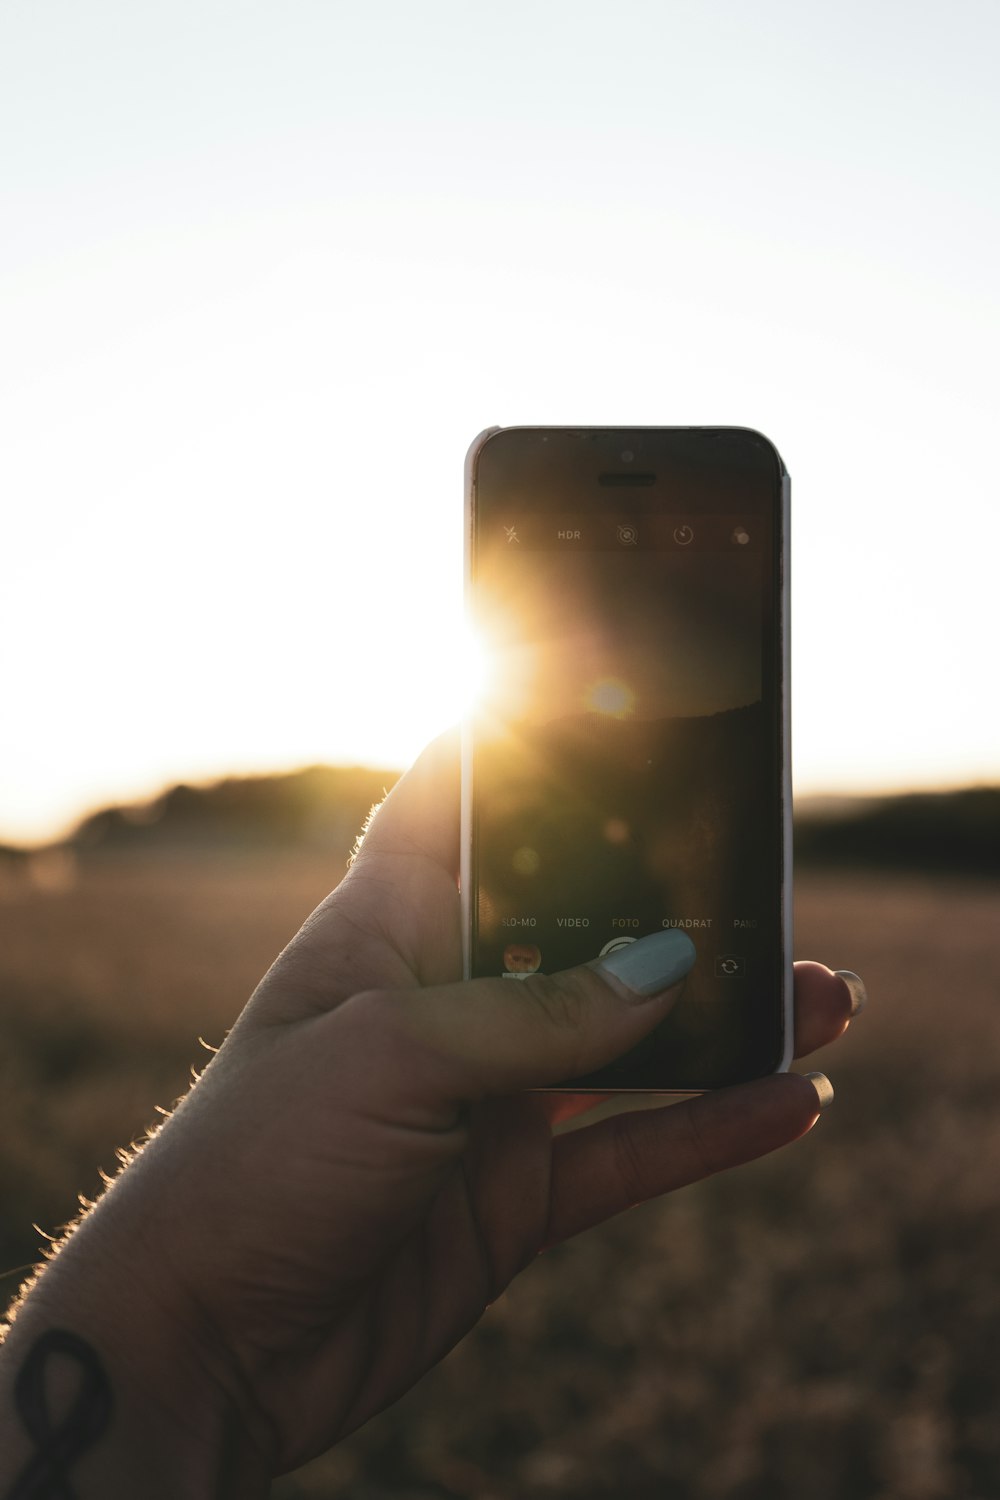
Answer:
(470, 441, 783, 1086)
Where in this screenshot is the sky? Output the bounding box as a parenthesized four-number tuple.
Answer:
(1, 0, 998, 844)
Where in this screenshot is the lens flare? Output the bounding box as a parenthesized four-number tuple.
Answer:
(585, 677, 636, 718)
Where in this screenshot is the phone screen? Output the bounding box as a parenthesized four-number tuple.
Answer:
(466, 428, 788, 1090)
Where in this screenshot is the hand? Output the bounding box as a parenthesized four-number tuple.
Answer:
(1, 733, 861, 1491)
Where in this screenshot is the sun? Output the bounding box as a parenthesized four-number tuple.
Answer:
(455, 622, 494, 712)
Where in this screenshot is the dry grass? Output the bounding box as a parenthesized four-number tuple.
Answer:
(2, 856, 998, 1498)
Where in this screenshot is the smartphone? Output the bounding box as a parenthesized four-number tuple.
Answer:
(461, 426, 791, 1092)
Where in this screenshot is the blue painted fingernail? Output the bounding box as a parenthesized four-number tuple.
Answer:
(835, 970, 867, 1016)
(596, 930, 696, 1001)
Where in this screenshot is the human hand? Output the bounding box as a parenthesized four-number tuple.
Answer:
(0, 733, 862, 1494)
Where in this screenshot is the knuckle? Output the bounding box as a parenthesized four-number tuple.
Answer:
(331, 987, 404, 1052)
(680, 1102, 720, 1179)
(335, 987, 422, 1075)
(350, 986, 406, 1028)
(530, 967, 596, 1037)
(611, 1113, 654, 1206)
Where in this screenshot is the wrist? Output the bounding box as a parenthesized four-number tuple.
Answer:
(0, 1208, 271, 1500)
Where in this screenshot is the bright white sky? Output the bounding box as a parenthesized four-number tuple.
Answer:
(2, 0, 998, 844)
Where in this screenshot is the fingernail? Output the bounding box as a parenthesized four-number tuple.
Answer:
(596, 930, 697, 1001)
(835, 970, 867, 1017)
(803, 1071, 835, 1110)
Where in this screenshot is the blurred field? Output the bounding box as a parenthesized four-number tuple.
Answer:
(2, 853, 999, 1498)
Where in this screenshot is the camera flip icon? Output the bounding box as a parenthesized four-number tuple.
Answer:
(715, 954, 747, 978)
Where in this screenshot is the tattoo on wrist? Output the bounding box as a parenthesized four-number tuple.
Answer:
(7, 1330, 112, 1499)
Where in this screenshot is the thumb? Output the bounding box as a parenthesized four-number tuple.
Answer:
(351, 930, 697, 1103)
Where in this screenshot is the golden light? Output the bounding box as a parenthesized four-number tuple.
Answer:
(459, 623, 494, 710)
(585, 677, 636, 718)
(317, 614, 500, 776)
(389, 617, 495, 756)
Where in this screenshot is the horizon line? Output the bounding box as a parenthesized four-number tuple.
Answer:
(1, 758, 997, 855)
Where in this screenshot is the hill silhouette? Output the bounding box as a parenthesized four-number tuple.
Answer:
(1, 770, 997, 878)
(68, 764, 401, 860)
(794, 785, 1000, 877)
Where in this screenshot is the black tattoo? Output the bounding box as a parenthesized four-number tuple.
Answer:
(7, 1330, 112, 1499)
